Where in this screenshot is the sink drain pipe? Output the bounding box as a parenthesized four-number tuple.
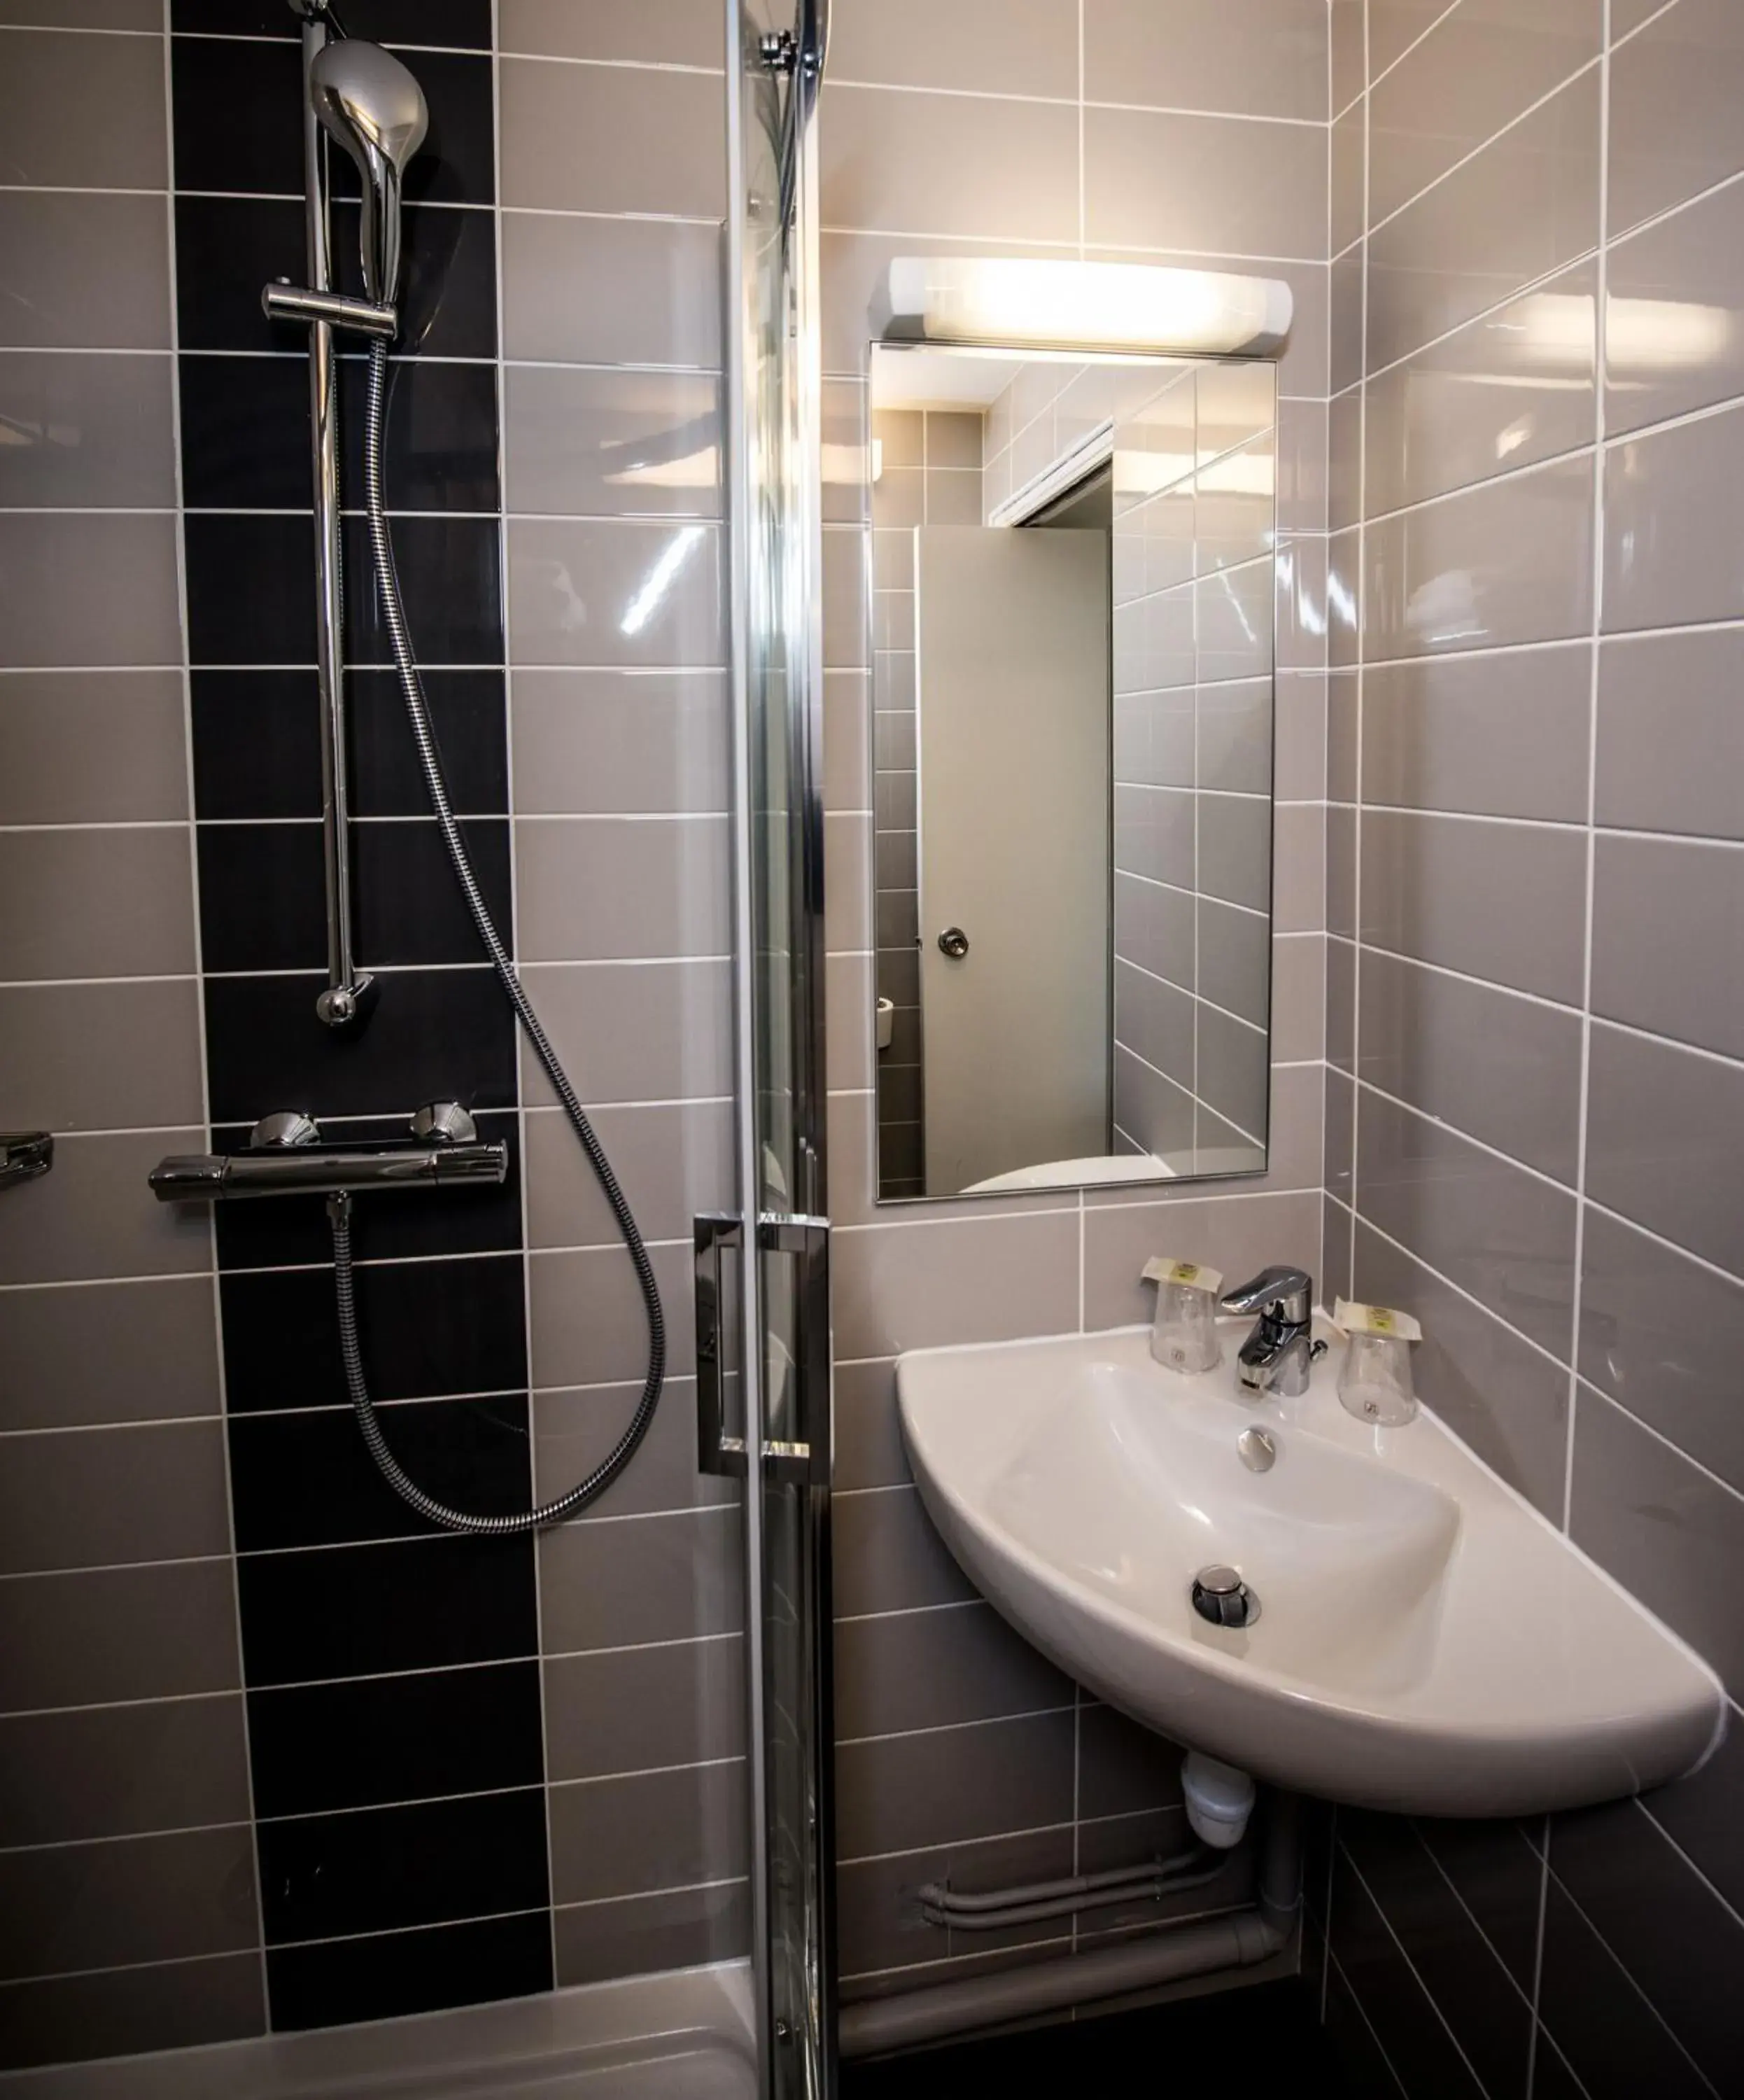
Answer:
(838, 1790, 1301, 2060)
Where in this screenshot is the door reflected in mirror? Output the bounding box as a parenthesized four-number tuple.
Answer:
(869, 342, 1277, 1203)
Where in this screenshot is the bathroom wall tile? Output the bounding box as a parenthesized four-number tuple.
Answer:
(0, 1695, 248, 1849)
(823, 84, 1078, 244)
(0, 979, 202, 1135)
(1363, 457, 1594, 659)
(1584, 1021, 1743, 1278)
(536, 1378, 731, 1525)
(836, 1824, 1069, 1982)
(0, 1560, 239, 1714)
(507, 519, 722, 668)
(1197, 792, 1271, 913)
(0, 1826, 258, 1984)
(1363, 266, 1597, 519)
(1360, 808, 1587, 1004)
(0, 0, 157, 19)
(1414, 1816, 1545, 1991)
(1596, 629, 1744, 841)
(0, 672, 188, 825)
(1358, 1087, 1577, 1359)
(0, 1420, 230, 1576)
(544, 1637, 744, 1782)
(834, 0, 1077, 96)
(528, 1240, 696, 1388)
(1085, 107, 1327, 260)
(1084, 0, 1328, 121)
(1607, 0, 1744, 239)
(1328, 933, 1356, 1074)
(1328, 391, 1361, 533)
(1279, 400, 1329, 536)
(1327, 801, 1357, 937)
(832, 1357, 906, 1492)
(1571, 1385, 1744, 1695)
(1359, 948, 1584, 1184)
(0, 351, 175, 508)
(500, 212, 721, 370)
(0, 513, 181, 668)
(1327, 1070, 1355, 1211)
(503, 368, 721, 519)
(1359, 647, 1591, 822)
(520, 818, 732, 961)
(1643, 1716, 1744, 1921)
(1322, 1956, 1405, 2100)
(1604, 401, 1744, 634)
(1329, 1851, 1487, 2100)
(1076, 1703, 1187, 1819)
(1366, 0, 1450, 80)
(1331, 0, 1365, 111)
(1367, 0, 1599, 230)
(1332, 101, 1366, 259)
(498, 0, 720, 66)
(1577, 1205, 1744, 1494)
(834, 1600, 1071, 1741)
(549, 1759, 743, 1908)
(1330, 250, 1364, 400)
(1591, 834, 1744, 1060)
(172, 0, 490, 46)
(1081, 1189, 1321, 1330)
(831, 1212, 1078, 1360)
(519, 958, 732, 1107)
(525, 1098, 731, 1251)
(1605, 178, 1744, 435)
(1551, 1799, 1744, 2090)
(554, 1882, 747, 1991)
(498, 59, 723, 217)
(1365, 70, 1601, 373)
(267, 1912, 551, 2033)
(1195, 1002, 1269, 1136)
(0, 191, 171, 349)
(834, 1488, 976, 1619)
(0, 1953, 264, 2074)
(537, 1506, 741, 1659)
(836, 1709, 1075, 1861)
(0, 1276, 218, 1435)
(0, 1130, 209, 1286)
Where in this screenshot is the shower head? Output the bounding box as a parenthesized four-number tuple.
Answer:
(309, 38, 428, 306)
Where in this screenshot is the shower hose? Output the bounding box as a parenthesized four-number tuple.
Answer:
(328, 339, 666, 1534)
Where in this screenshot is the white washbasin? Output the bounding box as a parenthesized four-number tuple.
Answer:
(897, 1323, 1724, 1817)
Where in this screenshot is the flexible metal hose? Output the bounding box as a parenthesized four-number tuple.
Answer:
(328, 339, 666, 1534)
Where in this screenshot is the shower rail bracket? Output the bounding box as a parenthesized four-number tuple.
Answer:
(0, 1131, 53, 1190)
(263, 279, 399, 338)
(148, 1103, 506, 1204)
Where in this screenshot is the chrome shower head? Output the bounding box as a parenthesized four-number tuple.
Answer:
(309, 38, 428, 305)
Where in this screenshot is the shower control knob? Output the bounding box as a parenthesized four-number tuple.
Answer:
(250, 1111, 321, 1151)
(937, 926, 970, 959)
(412, 1100, 478, 1147)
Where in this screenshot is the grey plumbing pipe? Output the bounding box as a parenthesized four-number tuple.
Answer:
(838, 1793, 1300, 2059)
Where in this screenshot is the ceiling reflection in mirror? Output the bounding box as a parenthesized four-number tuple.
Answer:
(867, 343, 1278, 1203)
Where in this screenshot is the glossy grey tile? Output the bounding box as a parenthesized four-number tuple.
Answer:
(507, 519, 723, 669)
(519, 959, 731, 1107)
(1358, 1087, 1577, 1359)
(503, 368, 721, 520)
(1584, 1021, 1743, 1277)
(1644, 1717, 1744, 1921)
(0, 1276, 218, 1435)
(1332, 102, 1365, 260)
(1197, 791, 1270, 913)
(831, 1212, 1078, 1360)
(1606, 177, 1744, 435)
(834, 0, 1077, 96)
(0, 1420, 230, 1576)
(1591, 833, 1744, 1059)
(0, 1952, 265, 2074)
(554, 1879, 748, 1991)
(500, 212, 721, 370)
(1578, 1205, 1744, 1494)
(1596, 629, 1744, 840)
(1076, 1702, 1186, 1819)
(1604, 401, 1744, 633)
(1085, 107, 1327, 260)
(1359, 948, 1584, 1183)
(1084, 0, 1328, 121)
(1352, 1222, 1571, 1516)
(544, 1637, 743, 1782)
(0, 1131, 210, 1286)
(0, 28, 165, 189)
(1363, 266, 1597, 519)
(497, 0, 721, 64)
(836, 1823, 1068, 1982)
(0, 514, 181, 668)
(1365, 70, 1601, 373)
(1359, 808, 1588, 1004)
(1081, 1189, 1321, 1329)
(1607, 0, 1744, 239)
(834, 1487, 976, 1619)
(0, 827, 195, 983)
(834, 1598, 1070, 1741)
(536, 1506, 740, 1658)
(0, 979, 202, 1135)
(1571, 1384, 1744, 1694)
(0, 353, 175, 509)
(528, 1240, 696, 1390)
(0, 672, 188, 825)
(498, 59, 724, 217)
(1367, 0, 1600, 230)
(0, 1559, 240, 1714)
(549, 1759, 745, 1907)
(834, 1709, 1074, 1861)
(0, 0, 157, 18)
(535, 1377, 729, 1525)
(1538, 1877, 1712, 2100)
(510, 671, 728, 818)
(0, 192, 171, 350)
(526, 1096, 730, 1252)
(1363, 458, 1594, 659)
(822, 83, 1077, 244)
(1331, 0, 1365, 111)
(1360, 646, 1591, 821)
(0, 1695, 250, 1848)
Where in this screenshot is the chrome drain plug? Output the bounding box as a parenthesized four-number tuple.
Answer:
(1191, 1564, 1260, 1629)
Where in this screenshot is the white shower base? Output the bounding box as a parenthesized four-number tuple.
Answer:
(0, 1961, 756, 2100)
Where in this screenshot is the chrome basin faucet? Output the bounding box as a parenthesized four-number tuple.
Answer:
(1220, 1266, 1325, 1399)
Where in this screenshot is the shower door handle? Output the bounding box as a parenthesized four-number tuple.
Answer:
(759, 1213, 831, 1488)
(694, 1212, 749, 1477)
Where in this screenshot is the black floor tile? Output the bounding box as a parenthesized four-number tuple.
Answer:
(203, 965, 516, 1124)
(248, 1660, 545, 1819)
(265, 1908, 553, 2034)
(220, 1250, 528, 1408)
(174, 1, 493, 50)
(237, 1531, 537, 1685)
(191, 668, 509, 821)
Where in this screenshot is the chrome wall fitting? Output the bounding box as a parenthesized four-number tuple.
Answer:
(262, 281, 397, 337)
(148, 1102, 505, 1203)
(411, 1100, 478, 1145)
(0, 1132, 53, 1190)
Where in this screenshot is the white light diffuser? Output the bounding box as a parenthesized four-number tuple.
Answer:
(873, 256, 1293, 359)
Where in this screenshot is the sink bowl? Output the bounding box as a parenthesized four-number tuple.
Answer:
(896, 1324, 1724, 1817)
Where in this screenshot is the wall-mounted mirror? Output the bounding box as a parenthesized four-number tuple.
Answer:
(869, 343, 1278, 1203)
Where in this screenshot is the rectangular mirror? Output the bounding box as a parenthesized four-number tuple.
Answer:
(869, 343, 1277, 1203)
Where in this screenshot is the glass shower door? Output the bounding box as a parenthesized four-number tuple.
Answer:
(719, 4, 836, 2095)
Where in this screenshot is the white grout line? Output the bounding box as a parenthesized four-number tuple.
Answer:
(1337, 1842, 1494, 2094)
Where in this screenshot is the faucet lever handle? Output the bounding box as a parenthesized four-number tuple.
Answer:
(1219, 1265, 1314, 1324)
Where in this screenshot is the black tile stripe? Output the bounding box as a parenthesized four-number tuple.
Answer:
(168, 19, 550, 2031)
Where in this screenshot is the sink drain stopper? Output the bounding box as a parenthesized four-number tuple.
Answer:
(1190, 1564, 1260, 1629)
